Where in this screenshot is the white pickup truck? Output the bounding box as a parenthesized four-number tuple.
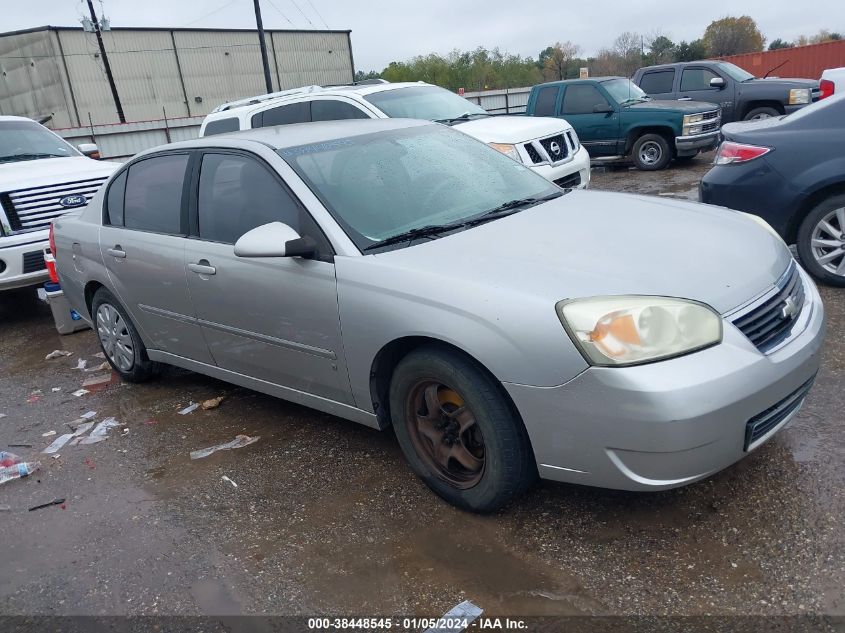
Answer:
(0, 116, 118, 291)
(200, 81, 592, 190)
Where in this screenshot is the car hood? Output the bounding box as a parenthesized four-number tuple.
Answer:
(627, 99, 718, 113)
(0, 156, 119, 190)
(370, 190, 792, 315)
(748, 77, 819, 89)
(454, 115, 571, 143)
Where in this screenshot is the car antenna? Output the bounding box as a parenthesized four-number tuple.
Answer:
(764, 60, 789, 78)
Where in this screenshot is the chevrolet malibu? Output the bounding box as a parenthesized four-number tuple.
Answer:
(52, 119, 825, 512)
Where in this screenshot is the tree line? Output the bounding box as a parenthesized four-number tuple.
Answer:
(354, 17, 843, 89)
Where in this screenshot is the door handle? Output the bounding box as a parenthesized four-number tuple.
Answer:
(106, 246, 126, 258)
(678, 97, 692, 101)
(188, 260, 216, 276)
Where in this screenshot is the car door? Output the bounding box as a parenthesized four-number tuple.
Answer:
(638, 68, 676, 99)
(559, 83, 620, 156)
(100, 152, 214, 364)
(677, 66, 735, 119)
(183, 149, 352, 404)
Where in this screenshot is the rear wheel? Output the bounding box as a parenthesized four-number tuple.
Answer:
(389, 347, 536, 513)
(631, 133, 671, 171)
(796, 194, 845, 287)
(743, 106, 780, 121)
(92, 288, 162, 382)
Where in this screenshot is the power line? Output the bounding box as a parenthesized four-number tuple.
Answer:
(182, 0, 239, 28)
(0, 41, 320, 60)
(287, 0, 316, 29)
(265, 0, 295, 26)
(303, 0, 329, 29)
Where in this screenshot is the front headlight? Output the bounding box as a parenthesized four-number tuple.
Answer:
(488, 142, 522, 163)
(556, 296, 722, 366)
(788, 88, 810, 105)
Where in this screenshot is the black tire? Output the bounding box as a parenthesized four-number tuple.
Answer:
(631, 133, 672, 171)
(389, 346, 536, 513)
(795, 194, 845, 287)
(91, 288, 162, 382)
(674, 154, 696, 164)
(743, 106, 780, 121)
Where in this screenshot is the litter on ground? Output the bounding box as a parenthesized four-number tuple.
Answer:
(178, 402, 200, 415)
(0, 452, 41, 485)
(190, 435, 260, 460)
(202, 396, 225, 410)
(93, 352, 106, 359)
(45, 350, 72, 360)
(79, 417, 119, 445)
(76, 359, 88, 370)
(222, 475, 238, 488)
(41, 430, 56, 437)
(82, 373, 112, 389)
(42, 433, 74, 454)
(72, 389, 89, 397)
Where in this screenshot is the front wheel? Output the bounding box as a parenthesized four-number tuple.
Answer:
(389, 347, 536, 513)
(631, 133, 672, 171)
(796, 195, 845, 287)
(743, 106, 780, 121)
(92, 288, 162, 382)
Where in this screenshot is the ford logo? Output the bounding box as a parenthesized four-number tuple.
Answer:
(59, 195, 87, 208)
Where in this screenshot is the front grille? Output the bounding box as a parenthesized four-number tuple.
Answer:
(22, 250, 46, 274)
(538, 134, 569, 162)
(554, 172, 581, 189)
(701, 120, 720, 133)
(566, 131, 578, 151)
(3, 177, 108, 234)
(744, 374, 816, 450)
(731, 263, 805, 353)
(702, 110, 719, 120)
(524, 143, 543, 164)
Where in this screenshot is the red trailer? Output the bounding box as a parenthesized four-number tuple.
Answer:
(719, 40, 845, 80)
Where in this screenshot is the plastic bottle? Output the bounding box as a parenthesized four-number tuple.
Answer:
(0, 452, 40, 486)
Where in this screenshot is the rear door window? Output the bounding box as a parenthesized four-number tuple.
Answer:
(533, 86, 560, 116)
(123, 154, 189, 234)
(639, 70, 675, 95)
(105, 170, 127, 226)
(561, 84, 611, 114)
(203, 117, 240, 136)
(252, 101, 311, 128)
(311, 100, 369, 121)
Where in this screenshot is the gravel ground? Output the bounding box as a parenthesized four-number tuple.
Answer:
(0, 153, 842, 620)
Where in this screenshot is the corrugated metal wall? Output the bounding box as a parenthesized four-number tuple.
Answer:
(0, 27, 353, 127)
(719, 40, 845, 80)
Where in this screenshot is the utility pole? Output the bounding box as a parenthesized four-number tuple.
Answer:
(253, 0, 274, 94)
(86, 0, 125, 123)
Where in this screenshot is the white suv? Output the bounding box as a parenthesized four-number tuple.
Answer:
(0, 116, 118, 291)
(200, 81, 591, 189)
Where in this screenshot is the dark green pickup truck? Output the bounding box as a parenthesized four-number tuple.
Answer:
(525, 77, 721, 170)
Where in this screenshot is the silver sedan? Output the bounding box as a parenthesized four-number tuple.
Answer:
(53, 119, 825, 512)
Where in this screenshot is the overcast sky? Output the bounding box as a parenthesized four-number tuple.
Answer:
(6, 0, 845, 71)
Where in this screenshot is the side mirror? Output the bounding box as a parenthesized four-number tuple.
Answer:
(234, 222, 316, 258)
(78, 143, 101, 159)
(709, 77, 726, 89)
(593, 103, 614, 113)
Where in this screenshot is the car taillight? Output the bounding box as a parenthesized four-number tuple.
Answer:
(819, 79, 835, 100)
(49, 221, 57, 255)
(714, 141, 771, 165)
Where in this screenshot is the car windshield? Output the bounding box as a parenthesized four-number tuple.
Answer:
(0, 120, 80, 163)
(280, 124, 560, 251)
(716, 62, 755, 82)
(364, 86, 488, 122)
(602, 79, 649, 103)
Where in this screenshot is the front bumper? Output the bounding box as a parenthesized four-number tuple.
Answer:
(529, 145, 591, 189)
(0, 233, 50, 291)
(675, 131, 720, 156)
(505, 267, 825, 491)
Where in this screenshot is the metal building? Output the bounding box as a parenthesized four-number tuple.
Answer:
(0, 25, 355, 128)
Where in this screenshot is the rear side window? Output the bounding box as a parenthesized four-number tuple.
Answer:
(680, 68, 720, 91)
(639, 70, 675, 95)
(123, 154, 189, 234)
(533, 86, 559, 116)
(311, 100, 369, 122)
(203, 117, 240, 137)
(562, 84, 610, 115)
(252, 102, 311, 128)
(105, 170, 126, 226)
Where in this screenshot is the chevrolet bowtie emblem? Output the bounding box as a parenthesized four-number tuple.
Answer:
(781, 296, 799, 319)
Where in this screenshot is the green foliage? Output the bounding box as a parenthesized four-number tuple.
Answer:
(354, 70, 381, 82)
(768, 38, 792, 51)
(675, 39, 708, 61)
(702, 16, 765, 56)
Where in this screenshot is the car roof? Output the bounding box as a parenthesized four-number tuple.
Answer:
(638, 61, 715, 71)
(535, 76, 625, 87)
(140, 118, 434, 156)
(206, 81, 436, 119)
(0, 115, 37, 123)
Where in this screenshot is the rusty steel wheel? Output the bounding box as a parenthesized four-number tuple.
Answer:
(405, 382, 485, 489)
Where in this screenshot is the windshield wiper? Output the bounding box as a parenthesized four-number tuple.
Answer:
(433, 112, 488, 125)
(463, 192, 564, 227)
(363, 223, 465, 251)
(0, 152, 67, 163)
